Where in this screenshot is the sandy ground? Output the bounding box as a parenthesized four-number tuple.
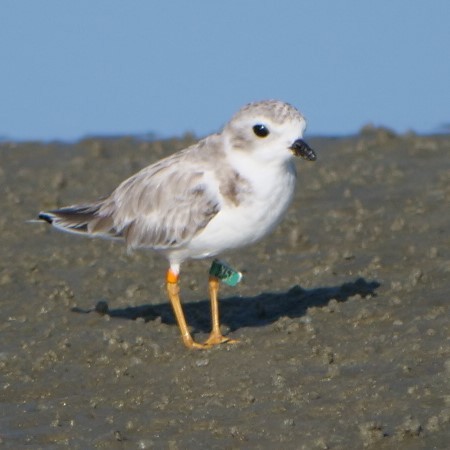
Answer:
(0, 128, 449, 449)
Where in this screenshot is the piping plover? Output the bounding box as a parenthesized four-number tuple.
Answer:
(38, 100, 317, 349)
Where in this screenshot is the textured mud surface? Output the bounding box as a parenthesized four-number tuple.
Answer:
(1, 130, 449, 449)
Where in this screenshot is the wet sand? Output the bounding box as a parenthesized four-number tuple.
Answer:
(0, 129, 449, 448)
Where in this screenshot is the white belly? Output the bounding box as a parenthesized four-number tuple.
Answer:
(181, 160, 297, 259)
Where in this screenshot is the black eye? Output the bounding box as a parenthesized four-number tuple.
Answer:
(253, 124, 269, 138)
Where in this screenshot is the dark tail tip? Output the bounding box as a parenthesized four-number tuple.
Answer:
(38, 212, 54, 224)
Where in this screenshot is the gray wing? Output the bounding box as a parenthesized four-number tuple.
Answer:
(98, 151, 221, 250)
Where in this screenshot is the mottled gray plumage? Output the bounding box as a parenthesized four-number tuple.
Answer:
(40, 133, 251, 251)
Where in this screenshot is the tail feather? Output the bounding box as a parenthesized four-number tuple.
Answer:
(38, 204, 119, 238)
(38, 212, 55, 225)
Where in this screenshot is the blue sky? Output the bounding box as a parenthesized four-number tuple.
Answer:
(1, 1, 449, 141)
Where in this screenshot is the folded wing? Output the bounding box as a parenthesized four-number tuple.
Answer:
(39, 151, 221, 251)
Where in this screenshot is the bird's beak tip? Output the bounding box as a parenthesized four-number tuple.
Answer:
(290, 139, 317, 161)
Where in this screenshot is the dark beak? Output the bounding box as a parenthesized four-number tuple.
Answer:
(290, 139, 317, 161)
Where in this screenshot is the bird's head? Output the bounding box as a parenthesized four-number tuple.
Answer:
(223, 100, 316, 164)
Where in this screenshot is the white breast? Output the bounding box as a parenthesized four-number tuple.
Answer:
(183, 157, 297, 259)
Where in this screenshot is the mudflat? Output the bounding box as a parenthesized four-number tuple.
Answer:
(1, 129, 449, 448)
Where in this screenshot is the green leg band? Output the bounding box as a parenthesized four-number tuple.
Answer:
(209, 259, 242, 287)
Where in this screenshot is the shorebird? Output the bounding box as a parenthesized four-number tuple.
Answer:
(38, 100, 316, 349)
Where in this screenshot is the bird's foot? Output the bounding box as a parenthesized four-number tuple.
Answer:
(184, 341, 211, 350)
(182, 334, 239, 350)
(203, 332, 240, 347)
(181, 334, 211, 350)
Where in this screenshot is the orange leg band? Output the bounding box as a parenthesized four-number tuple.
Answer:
(166, 268, 179, 284)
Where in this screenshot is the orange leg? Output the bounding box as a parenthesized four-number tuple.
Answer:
(166, 269, 206, 349)
(203, 276, 239, 346)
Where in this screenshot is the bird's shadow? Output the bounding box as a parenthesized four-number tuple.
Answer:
(73, 277, 380, 334)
